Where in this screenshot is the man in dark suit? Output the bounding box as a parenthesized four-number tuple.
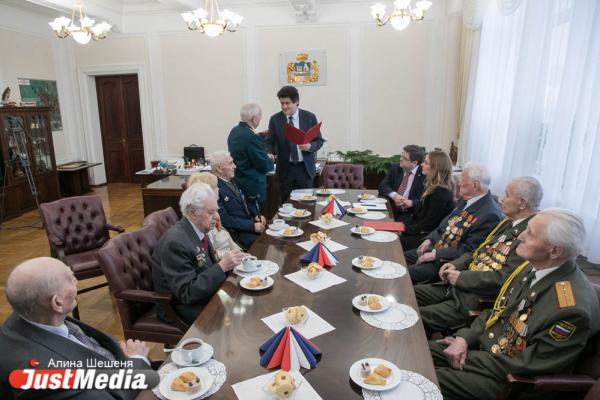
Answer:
(210, 151, 266, 250)
(378, 144, 426, 223)
(152, 183, 247, 324)
(0, 257, 151, 399)
(265, 86, 325, 203)
(228, 103, 274, 212)
(406, 163, 503, 283)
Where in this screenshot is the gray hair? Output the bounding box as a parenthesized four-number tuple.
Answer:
(511, 176, 543, 209)
(179, 182, 216, 217)
(240, 103, 261, 123)
(463, 162, 491, 192)
(6, 258, 68, 320)
(538, 208, 585, 261)
(207, 150, 231, 176)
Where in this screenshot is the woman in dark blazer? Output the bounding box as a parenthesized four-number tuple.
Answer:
(400, 151, 455, 251)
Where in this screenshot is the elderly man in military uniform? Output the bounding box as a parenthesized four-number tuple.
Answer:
(429, 208, 600, 400)
(406, 162, 503, 283)
(416, 176, 542, 337)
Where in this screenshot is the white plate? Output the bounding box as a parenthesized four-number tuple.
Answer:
(349, 358, 402, 392)
(358, 193, 376, 200)
(170, 343, 214, 367)
(351, 226, 375, 235)
(348, 207, 368, 215)
(240, 276, 274, 291)
(360, 197, 387, 204)
(268, 223, 290, 231)
(293, 195, 317, 202)
(357, 211, 387, 220)
(280, 228, 304, 238)
(352, 294, 392, 313)
(279, 207, 296, 213)
(351, 256, 383, 269)
(158, 367, 215, 400)
(290, 210, 311, 218)
(315, 188, 346, 195)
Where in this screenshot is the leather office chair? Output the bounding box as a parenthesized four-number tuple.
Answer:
(321, 163, 365, 189)
(96, 225, 188, 345)
(39, 195, 124, 320)
(143, 207, 179, 240)
(501, 283, 600, 399)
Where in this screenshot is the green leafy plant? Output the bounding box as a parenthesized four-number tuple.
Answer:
(334, 150, 400, 174)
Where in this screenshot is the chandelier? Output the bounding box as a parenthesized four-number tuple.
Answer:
(370, 0, 432, 31)
(181, 0, 243, 38)
(48, 0, 111, 45)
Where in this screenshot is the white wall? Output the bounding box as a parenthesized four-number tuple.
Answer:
(1, 0, 463, 181)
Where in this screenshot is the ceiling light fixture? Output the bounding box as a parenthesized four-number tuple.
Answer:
(370, 0, 432, 31)
(181, 0, 243, 38)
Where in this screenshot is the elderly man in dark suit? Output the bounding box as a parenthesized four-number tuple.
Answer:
(0, 257, 151, 400)
(265, 85, 324, 203)
(228, 103, 274, 213)
(152, 183, 247, 324)
(378, 144, 426, 223)
(406, 162, 503, 284)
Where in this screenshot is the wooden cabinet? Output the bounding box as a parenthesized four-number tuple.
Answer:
(0, 107, 60, 221)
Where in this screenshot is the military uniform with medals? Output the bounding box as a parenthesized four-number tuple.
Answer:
(429, 261, 600, 400)
(415, 217, 531, 333)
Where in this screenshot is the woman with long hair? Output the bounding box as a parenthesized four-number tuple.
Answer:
(400, 151, 456, 251)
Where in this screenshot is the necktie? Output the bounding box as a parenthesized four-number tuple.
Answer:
(288, 116, 300, 162)
(201, 236, 209, 252)
(397, 171, 412, 196)
(65, 320, 116, 361)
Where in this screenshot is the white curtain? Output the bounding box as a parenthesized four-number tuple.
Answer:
(459, 0, 600, 262)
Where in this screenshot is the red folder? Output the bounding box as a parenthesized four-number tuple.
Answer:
(362, 221, 405, 233)
(284, 122, 322, 145)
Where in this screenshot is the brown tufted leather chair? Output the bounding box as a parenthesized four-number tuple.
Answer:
(143, 207, 179, 240)
(96, 225, 188, 345)
(501, 283, 600, 399)
(39, 196, 124, 320)
(321, 163, 365, 189)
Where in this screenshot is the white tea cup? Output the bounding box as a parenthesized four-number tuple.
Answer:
(241, 256, 258, 271)
(176, 338, 204, 364)
(271, 219, 285, 230)
(281, 203, 294, 213)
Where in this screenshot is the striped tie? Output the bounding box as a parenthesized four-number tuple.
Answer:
(397, 171, 412, 196)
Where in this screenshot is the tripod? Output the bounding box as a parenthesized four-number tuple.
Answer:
(0, 117, 43, 230)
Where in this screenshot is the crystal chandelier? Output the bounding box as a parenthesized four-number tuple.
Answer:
(370, 0, 432, 31)
(181, 0, 243, 38)
(48, 0, 111, 45)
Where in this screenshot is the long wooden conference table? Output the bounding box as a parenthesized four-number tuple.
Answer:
(137, 189, 437, 399)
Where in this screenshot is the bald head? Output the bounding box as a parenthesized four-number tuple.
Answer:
(6, 257, 75, 321)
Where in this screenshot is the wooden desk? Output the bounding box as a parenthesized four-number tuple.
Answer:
(142, 175, 187, 217)
(137, 189, 437, 399)
(57, 161, 102, 197)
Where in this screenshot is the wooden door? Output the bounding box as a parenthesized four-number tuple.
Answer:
(96, 74, 145, 182)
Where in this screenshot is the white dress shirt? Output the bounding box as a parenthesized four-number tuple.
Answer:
(388, 164, 420, 200)
(287, 109, 303, 162)
(530, 266, 561, 287)
(188, 216, 207, 243)
(465, 191, 487, 209)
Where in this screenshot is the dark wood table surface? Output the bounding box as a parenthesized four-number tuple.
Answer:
(137, 189, 437, 399)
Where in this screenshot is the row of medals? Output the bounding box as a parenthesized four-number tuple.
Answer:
(436, 212, 479, 249)
(471, 235, 513, 272)
(490, 310, 529, 356)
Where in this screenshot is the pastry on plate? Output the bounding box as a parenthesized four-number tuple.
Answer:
(358, 226, 371, 234)
(320, 213, 333, 224)
(284, 306, 308, 324)
(281, 227, 297, 236)
(367, 296, 382, 310)
(306, 263, 323, 279)
(359, 256, 374, 268)
(364, 372, 386, 386)
(293, 209, 307, 217)
(171, 371, 201, 393)
(268, 371, 296, 399)
(374, 364, 392, 378)
(309, 231, 328, 243)
(350, 207, 365, 214)
(246, 276, 264, 288)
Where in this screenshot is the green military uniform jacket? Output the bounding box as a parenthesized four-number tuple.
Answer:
(456, 260, 600, 377)
(227, 121, 274, 202)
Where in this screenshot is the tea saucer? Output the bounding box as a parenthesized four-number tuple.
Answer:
(268, 223, 290, 231)
(170, 343, 214, 367)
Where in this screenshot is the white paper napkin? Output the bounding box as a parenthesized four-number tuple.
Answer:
(317, 200, 351, 207)
(308, 218, 350, 229)
(296, 239, 348, 252)
(352, 202, 387, 211)
(232, 370, 322, 400)
(362, 370, 442, 400)
(262, 307, 335, 339)
(284, 269, 347, 293)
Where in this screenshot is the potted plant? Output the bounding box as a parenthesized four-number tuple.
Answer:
(333, 150, 400, 189)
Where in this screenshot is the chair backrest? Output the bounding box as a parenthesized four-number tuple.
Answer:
(575, 283, 600, 379)
(143, 207, 179, 239)
(321, 163, 365, 189)
(40, 196, 110, 257)
(96, 225, 157, 329)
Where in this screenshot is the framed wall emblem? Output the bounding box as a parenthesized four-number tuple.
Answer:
(279, 51, 327, 86)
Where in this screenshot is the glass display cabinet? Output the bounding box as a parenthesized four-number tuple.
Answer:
(0, 107, 60, 221)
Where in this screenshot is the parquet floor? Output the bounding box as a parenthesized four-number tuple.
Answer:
(0, 183, 166, 359)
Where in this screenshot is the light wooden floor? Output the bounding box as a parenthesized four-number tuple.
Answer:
(0, 183, 166, 359)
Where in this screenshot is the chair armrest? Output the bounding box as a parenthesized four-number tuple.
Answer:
(507, 374, 595, 392)
(105, 223, 125, 233)
(117, 289, 189, 331)
(48, 234, 64, 247)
